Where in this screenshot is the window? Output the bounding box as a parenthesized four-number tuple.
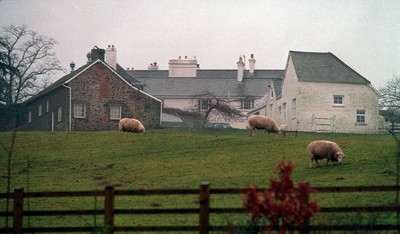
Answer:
(242, 99, 253, 110)
(356, 109, 366, 124)
(38, 104, 42, 117)
(46, 100, 49, 112)
(292, 98, 297, 118)
(283, 103, 287, 122)
(333, 95, 344, 105)
(74, 103, 86, 118)
(110, 105, 121, 120)
(57, 107, 62, 122)
(269, 103, 273, 117)
(200, 100, 211, 111)
(28, 111, 32, 123)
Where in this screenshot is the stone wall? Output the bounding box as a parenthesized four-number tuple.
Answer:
(68, 62, 161, 131)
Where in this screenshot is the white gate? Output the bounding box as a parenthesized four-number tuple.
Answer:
(311, 114, 335, 133)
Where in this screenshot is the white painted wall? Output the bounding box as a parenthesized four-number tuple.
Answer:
(264, 55, 380, 133)
(297, 82, 379, 133)
(272, 56, 299, 130)
(163, 97, 260, 129)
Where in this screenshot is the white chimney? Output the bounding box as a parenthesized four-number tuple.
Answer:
(105, 45, 117, 70)
(168, 56, 198, 77)
(249, 54, 256, 74)
(148, 62, 159, 70)
(237, 56, 245, 82)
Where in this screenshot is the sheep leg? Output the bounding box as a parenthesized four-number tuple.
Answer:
(250, 128, 254, 137)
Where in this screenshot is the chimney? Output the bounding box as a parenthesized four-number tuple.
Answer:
(249, 54, 256, 74)
(90, 46, 105, 61)
(168, 56, 198, 77)
(70, 61, 75, 73)
(148, 62, 159, 70)
(86, 52, 92, 64)
(105, 45, 117, 70)
(237, 56, 245, 82)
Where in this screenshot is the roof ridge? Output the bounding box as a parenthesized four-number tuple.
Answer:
(289, 50, 331, 55)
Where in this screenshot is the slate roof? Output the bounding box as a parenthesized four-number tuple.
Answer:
(126, 69, 284, 98)
(289, 51, 370, 84)
(25, 60, 143, 104)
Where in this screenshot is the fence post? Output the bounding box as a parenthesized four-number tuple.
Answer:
(13, 188, 24, 234)
(299, 192, 310, 234)
(199, 182, 210, 234)
(104, 186, 115, 233)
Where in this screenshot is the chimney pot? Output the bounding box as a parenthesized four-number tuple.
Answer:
(249, 54, 256, 74)
(237, 56, 245, 82)
(70, 61, 76, 73)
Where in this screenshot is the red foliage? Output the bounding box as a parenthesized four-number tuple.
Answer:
(242, 161, 319, 233)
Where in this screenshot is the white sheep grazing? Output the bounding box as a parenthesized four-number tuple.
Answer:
(118, 118, 145, 133)
(307, 140, 345, 167)
(247, 115, 280, 137)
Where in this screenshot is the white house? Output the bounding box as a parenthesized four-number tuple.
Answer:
(126, 55, 284, 128)
(250, 51, 381, 134)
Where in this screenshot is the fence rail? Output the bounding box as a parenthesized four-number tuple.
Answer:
(1, 184, 399, 233)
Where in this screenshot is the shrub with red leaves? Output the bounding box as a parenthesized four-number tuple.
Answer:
(242, 161, 319, 234)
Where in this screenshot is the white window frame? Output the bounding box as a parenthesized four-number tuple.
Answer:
(269, 103, 273, 117)
(38, 104, 42, 117)
(292, 98, 297, 118)
(57, 107, 62, 122)
(242, 99, 253, 110)
(333, 95, 344, 105)
(283, 102, 287, 122)
(73, 103, 86, 118)
(356, 109, 366, 124)
(110, 105, 122, 120)
(200, 100, 211, 111)
(28, 111, 32, 123)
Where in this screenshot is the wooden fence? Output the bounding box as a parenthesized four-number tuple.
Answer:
(1, 184, 400, 233)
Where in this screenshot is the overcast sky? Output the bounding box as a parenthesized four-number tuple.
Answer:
(1, 0, 399, 88)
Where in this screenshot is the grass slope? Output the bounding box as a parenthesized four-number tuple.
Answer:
(0, 128, 398, 230)
(1, 128, 397, 191)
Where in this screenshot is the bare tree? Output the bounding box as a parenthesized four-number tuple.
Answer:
(192, 91, 245, 127)
(0, 25, 64, 105)
(380, 74, 400, 131)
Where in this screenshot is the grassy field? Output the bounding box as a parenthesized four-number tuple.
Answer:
(1, 128, 399, 232)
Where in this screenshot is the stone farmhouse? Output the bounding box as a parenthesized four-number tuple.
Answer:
(126, 55, 284, 128)
(19, 46, 381, 134)
(22, 46, 162, 131)
(249, 51, 381, 134)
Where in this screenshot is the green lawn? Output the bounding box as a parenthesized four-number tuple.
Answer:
(0, 128, 399, 232)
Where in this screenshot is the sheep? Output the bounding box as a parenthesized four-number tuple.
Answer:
(118, 118, 145, 133)
(247, 115, 280, 137)
(307, 140, 345, 167)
